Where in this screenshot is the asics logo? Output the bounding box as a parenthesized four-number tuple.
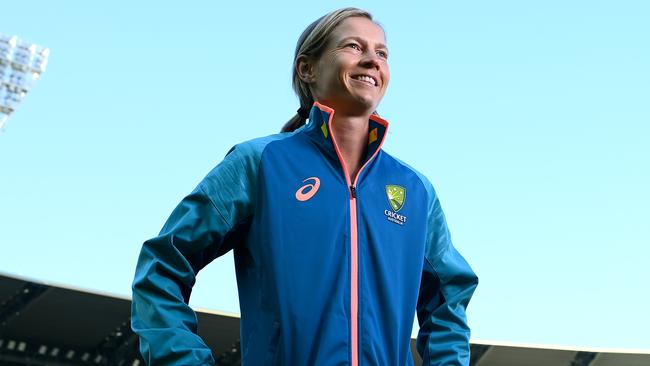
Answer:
(295, 177, 320, 202)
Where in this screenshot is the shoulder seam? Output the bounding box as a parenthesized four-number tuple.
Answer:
(198, 183, 230, 226)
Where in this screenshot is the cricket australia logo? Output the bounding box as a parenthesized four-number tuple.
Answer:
(384, 185, 407, 225)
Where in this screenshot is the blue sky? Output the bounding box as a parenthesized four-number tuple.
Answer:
(1, 1, 648, 350)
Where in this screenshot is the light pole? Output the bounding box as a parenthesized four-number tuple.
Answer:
(0, 34, 49, 131)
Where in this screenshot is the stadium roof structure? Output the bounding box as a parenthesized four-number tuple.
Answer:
(0, 271, 648, 366)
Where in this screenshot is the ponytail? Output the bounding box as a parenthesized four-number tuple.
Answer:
(280, 96, 314, 132)
(281, 105, 311, 132)
(281, 113, 306, 132)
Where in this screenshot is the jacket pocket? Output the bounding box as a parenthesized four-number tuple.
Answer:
(264, 320, 281, 365)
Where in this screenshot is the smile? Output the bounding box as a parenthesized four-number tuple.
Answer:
(351, 74, 377, 86)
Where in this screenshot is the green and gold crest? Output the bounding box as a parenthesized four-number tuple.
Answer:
(385, 185, 406, 212)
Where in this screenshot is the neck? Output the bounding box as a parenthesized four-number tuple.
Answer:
(330, 111, 370, 184)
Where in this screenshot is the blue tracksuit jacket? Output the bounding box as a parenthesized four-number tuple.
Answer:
(131, 102, 478, 365)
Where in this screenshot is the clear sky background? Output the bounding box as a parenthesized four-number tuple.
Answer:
(1, 0, 648, 350)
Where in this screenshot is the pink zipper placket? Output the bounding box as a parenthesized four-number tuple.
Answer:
(328, 119, 360, 366)
(322, 104, 388, 366)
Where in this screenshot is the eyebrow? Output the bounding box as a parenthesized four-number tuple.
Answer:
(338, 36, 388, 51)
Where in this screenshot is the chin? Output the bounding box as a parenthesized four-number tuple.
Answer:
(354, 96, 379, 112)
(326, 92, 381, 114)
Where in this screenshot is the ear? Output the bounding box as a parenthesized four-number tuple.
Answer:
(296, 55, 316, 83)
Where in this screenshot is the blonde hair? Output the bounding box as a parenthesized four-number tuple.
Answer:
(281, 7, 374, 132)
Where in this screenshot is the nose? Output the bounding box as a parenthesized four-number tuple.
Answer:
(360, 50, 381, 70)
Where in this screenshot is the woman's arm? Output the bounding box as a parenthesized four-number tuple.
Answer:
(415, 183, 479, 366)
(131, 143, 258, 365)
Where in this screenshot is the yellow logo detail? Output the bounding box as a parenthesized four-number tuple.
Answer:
(368, 127, 378, 145)
(321, 122, 328, 138)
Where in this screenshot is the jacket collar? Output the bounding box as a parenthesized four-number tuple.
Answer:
(302, 102, 389, 168)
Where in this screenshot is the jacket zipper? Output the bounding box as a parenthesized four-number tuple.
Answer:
(328, 132, 361, 366)
(323, 105, 387, 366)
(348, 184, 359, 366)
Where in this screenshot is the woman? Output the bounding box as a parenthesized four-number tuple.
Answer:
(132, 7, 478, 366)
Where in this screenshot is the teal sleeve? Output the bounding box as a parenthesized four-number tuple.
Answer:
(415, 181, 479, 366)
(131, 142, 259, 365)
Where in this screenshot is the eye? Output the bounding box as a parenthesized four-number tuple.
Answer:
(346, 43, 362, 51)
(376, 50, 388, 59)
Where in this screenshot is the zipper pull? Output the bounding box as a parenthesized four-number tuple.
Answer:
(350, 185, 357, 199)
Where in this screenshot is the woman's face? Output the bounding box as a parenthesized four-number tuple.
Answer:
(307, 17, 390, 115)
